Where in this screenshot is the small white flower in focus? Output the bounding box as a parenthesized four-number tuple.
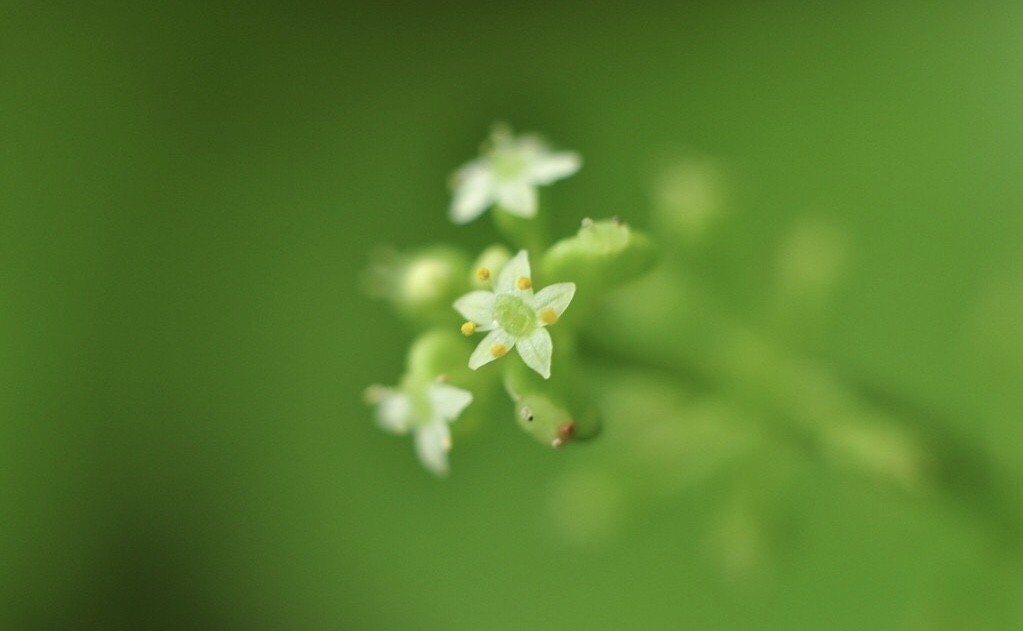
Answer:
(454, 250, 576, 379)
(366, 379, 473, 476)
(449, 126, 581, 224)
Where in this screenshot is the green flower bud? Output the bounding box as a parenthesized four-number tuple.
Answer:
(540, 218, 658, 306)
(406, 329, 477, 386)
(364, 246, 471, 326)
(503, 355, 601, 448)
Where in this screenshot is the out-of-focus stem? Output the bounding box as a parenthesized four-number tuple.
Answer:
(586, 267, 1022, 544)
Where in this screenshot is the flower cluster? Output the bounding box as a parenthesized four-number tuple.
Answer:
(366, 125, 621, 476)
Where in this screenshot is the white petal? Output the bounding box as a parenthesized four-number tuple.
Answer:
(495, 183, 537, 218)
(428, 382, 473, 422)
(495, 250, 532, 294)
(530, 282, 576, 319)
(375, 390, 412, 434)
(516, 328, 553, 379)
(514, 134, 548, 154)
(450, 162, 495, 224)
(468, 329, 517, 371)
(529, 151, 581, 185)
(414, 419, 451, 476)
(453, 290, 497, 326)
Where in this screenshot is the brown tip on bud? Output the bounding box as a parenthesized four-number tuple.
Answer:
(612, 215, 623, 226)
(552, 421, 576, 448)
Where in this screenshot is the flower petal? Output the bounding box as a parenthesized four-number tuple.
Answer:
(530, 282, 576, 319)
(516, 328, 553, 379)
(428, 382, 473, 422)
(450, 162, 495, 224)
(414, 419, 451, 476)
(496, 183, 537, 218)
(374, 389, 412, 434)
(495, 250, 532, 295)
(529, 151, 581, 185)
(514, 134, 547, 154)
(468, 329, 517, 371)
(453, 290, 497, 326)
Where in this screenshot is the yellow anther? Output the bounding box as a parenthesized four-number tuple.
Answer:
(460, 321, 476, 336)
(516, 276, 532, 290)
(540, 307, 558, 325)
(475, 267, 491, 282)
(490, 344, 507, 358)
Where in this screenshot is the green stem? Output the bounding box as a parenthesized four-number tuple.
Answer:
(492, 205, 549, 254)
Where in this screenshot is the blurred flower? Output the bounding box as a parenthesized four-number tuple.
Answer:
(454, 250, 575, 379)
(449, 125, 581, 224)
(366, 379, 473, 476)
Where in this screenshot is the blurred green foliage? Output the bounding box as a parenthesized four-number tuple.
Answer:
(3, 1, 1023, 629)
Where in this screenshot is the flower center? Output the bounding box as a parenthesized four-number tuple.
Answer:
(494, 294, 536, 337)
(491, 150, 526, 181)
(406, 386, 433, 428)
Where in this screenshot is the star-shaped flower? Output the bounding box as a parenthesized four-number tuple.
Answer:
(449, 126, 581, 224)
(366, 378, 473, 476)
(454, 250, 576, 379)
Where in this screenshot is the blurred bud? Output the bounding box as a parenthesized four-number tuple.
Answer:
(768, 218, 850, 346)
(707, 498, 769, 580)
(650, 155, 726, 246)
(363, 246, 471, 326)
(776, 218, 848, 300)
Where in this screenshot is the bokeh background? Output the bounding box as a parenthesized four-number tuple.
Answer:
(4, 1, 1023, 629)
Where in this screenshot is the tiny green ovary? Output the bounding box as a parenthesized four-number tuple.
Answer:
(494, 294, 537, 337)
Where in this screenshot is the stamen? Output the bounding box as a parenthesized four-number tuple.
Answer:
(516, 276, 532, 290)
(460, 321, 476, 336)
(475, 267, 491, 281)
(540, 307, 558, 325)
(490, 344, 507, 358)
(363, 385, 384, 404)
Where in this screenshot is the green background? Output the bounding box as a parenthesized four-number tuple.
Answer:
(3, 1, 1022, 628)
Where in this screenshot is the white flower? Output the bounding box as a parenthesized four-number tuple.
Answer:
(449, 126, 581, 224)
(366, 379, 473, 476)
(454, 250, 575, 379)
